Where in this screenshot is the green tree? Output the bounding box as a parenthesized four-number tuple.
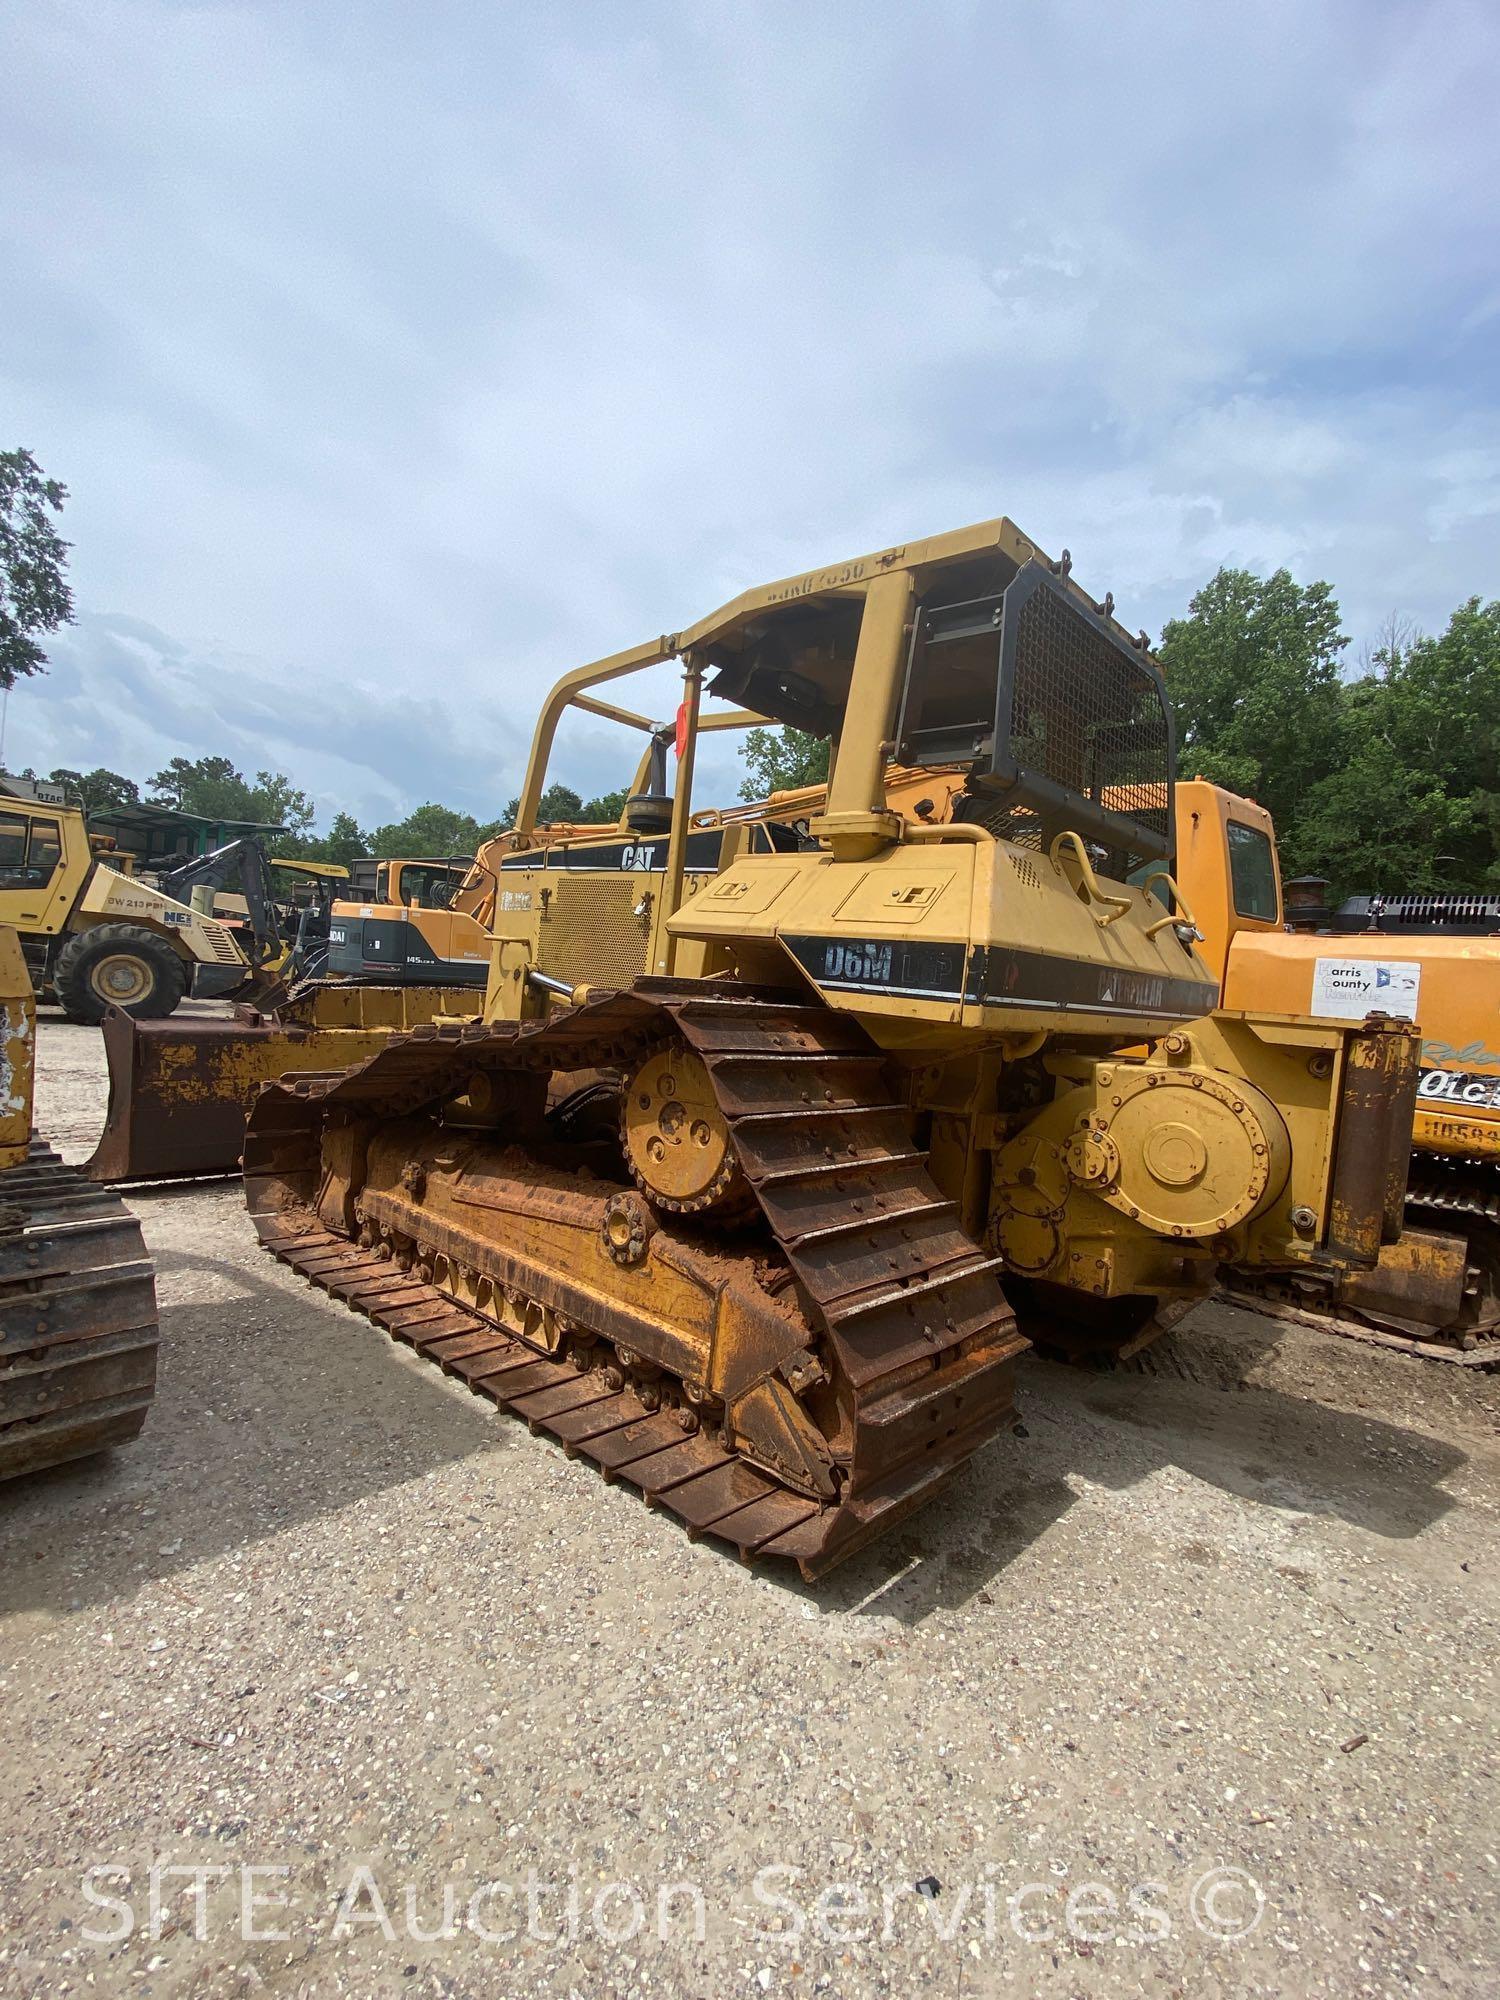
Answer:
(48, 765, 139, 813)
(1292, 598, 1500, 891)
(249, 771, 317, 841)
(1157, 567, 1348, 836)
(737, 726, 830, 802)
(303, 809, 368, 868)
(580, 786, 629, 824)
(148, 754, 316, 838)
(369, 801, 483, 857)
(0, 448, 73, 688)
(496, 783, 626, 829)
(536, 783, 583, 824)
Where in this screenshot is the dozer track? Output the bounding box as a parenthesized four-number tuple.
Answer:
(244, 981, 1026, 1578)
(0, 1141, 159, 1479)
(1224, 1165, 1500, 1367)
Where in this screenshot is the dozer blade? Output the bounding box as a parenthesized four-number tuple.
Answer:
(85, 988, 481, 1184)
(85, 1011, 350, 1183)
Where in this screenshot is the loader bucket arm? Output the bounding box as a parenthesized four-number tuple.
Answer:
(159, 835, 283, 968)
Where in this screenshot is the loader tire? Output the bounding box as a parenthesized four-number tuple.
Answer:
(55, 925, 188, 1024)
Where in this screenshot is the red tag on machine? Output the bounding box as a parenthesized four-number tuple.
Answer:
(674, 701, 689, 758)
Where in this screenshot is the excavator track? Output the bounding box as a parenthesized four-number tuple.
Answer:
(244, 981, 1026, 1578)
(1223, 1164, 1500, 1366)
(0, 1141, 159, 1479)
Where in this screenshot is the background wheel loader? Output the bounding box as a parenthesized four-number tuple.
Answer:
(0, 924, 158, 1477)
(79, 853, 506, 1182)
(229, 516, 1417, 1578)
(0, 786, 252, 1021)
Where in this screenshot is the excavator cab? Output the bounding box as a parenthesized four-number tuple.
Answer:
(1170, 780, 1284, 985)
(325, 856, 487, 986)
(388, 860, 467, 911)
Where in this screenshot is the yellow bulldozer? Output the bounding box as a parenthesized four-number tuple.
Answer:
(229, 517, 1417, 1576)
(0, 926, 158, 1477)
(838, 765, 1498, 1361)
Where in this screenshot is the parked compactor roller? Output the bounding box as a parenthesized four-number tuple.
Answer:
(0, 927, 158, 1478)
(241, 519, 1418, 1577)
(0, 785, 253, 1021)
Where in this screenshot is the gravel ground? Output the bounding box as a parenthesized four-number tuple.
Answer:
(2, 1014, 1498, 1998)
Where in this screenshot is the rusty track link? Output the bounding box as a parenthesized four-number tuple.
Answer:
(1225, 1163, 1500, 1366)
(1381, 1164, 1499, 1360)
(0, 1142, 159, 1479)
(244, 981, 1025, 1577)
(1406, 1161, 1500, 1233)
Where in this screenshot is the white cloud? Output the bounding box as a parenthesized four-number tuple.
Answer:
(1, 0, 1496, 822)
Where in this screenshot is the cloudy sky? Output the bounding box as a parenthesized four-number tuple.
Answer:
(2, 1, 1496, 833)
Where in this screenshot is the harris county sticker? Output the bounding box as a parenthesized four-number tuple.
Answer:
(1310, 955, 1421, 1021)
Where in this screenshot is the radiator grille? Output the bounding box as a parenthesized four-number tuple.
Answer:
(536, 876, 651, 991)
(205, 924, 243, 964)
(1384, 892, 1500, 932)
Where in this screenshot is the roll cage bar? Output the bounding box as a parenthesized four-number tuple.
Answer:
(507, 515, 1170, 955)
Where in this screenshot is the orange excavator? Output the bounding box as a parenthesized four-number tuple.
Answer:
(1173, 779, 1498, 1362)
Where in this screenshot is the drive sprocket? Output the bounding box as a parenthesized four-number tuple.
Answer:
(620, 1041, 749, 1217)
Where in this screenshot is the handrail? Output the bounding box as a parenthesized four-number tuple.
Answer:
(899, 820, 994, 846)
(1049, 830, 1132, 926)
(1139, 868, 1204, 941)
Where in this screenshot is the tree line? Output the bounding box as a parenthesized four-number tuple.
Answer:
(1159, 572, 1500, 893)
(34, 757, 631, 867)
(4, 446, 1496, 893)
(738, 572, 1500, 894)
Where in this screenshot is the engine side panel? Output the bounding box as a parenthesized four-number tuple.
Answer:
(1225, 929, 1500, 1160)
